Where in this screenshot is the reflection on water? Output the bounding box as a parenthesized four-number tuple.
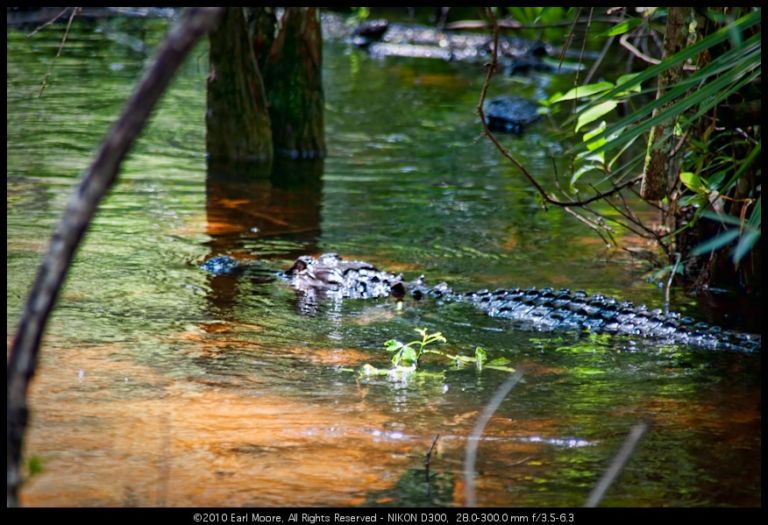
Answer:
(203, 158, 325, 310)
(7, 15, 761, 507)
(205, 158, 324, 256)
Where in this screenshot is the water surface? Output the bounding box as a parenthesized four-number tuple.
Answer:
(6, 14, 760, 507)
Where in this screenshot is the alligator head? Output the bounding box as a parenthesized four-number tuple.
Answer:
(282, 253, 407, 300)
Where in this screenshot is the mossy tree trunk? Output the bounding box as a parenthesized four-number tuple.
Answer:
(206, 7, 273, 164)
(264, 7, 326, 160)
(640, 7, 688, 201)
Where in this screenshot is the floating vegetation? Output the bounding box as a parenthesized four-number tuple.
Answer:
(359, 328, 516, 380)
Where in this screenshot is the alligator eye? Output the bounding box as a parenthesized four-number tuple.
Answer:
(390, 282, 406, 299)
(288, 259, 307, 274)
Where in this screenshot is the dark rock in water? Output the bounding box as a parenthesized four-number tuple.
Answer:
(201, 255, 241, 276)
(351, 19, 390, 47)
(483, 96, 541, 134)
(507, 40, 553, 75)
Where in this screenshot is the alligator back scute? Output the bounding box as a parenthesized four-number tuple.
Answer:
(448, 283, 760, 352)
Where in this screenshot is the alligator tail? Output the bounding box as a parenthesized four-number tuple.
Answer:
(447, 287, 760, 353)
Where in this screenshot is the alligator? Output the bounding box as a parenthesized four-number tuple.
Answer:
(201, 254, 761, 353)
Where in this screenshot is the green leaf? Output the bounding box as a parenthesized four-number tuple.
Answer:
(453, 355, 475, 366)
(550, 82, 614, 103)
(568, 23, 760, 157)
(570, 163, 604, 187)
(607, 132, 639, 169)
(354, 7, 370, 22)
(582, 122, 607, 164)
(678, 193, 707, 208)
(703, 170, 727, 190)
(583, 121, 607, 143)
(700, 210, 746, 227)
(25, 456, 44, 478)
(691, 229, 741, 256)
(485, 364, 517, 373)
(615, 73, 643, 95)
(747, 199, 760, 230)
(474, 347, 488, 368)
(583, 125, 607, 158)
(360, 364, 390, 377)
(732, 229, 760, 264)
(400, 346, 419, 366)
(575, 101, 618, 132)
(384, 339, 404, 352)
(600, 18, 643, 37)
(680, 172, 708, 194)
(487, 357, 512, 366)
(723, 142, 760, 193)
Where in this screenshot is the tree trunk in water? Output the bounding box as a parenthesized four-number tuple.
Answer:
(264, 7, 326, 160)
(245, 7, 277, 72)
(640, 7, 688, 201)
(207, 7, 273, 165)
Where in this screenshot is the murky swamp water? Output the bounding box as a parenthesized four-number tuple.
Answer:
(6, 13, 760, 507)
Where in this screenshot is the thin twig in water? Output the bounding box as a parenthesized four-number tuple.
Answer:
(509, 456, 533, 467)
(464, 370, 524, 507)
(557, 7, 580, 73)
(26, 7, 73, 38)
(38, 6, 82, 97)
(549, 159, 616, 246)
(592, 183, 667, 248)
(424, 433, 440, 487)
(584, 422, 649, 508)
(584, 34, 615, 84)
(571, 8, 593, 106)
(564, 206, 615, 247)
(584, 8, 625, 84)
(664, 253, 681, 313)
(616, 190, 672, 257)
(424, 433, 440, 468)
